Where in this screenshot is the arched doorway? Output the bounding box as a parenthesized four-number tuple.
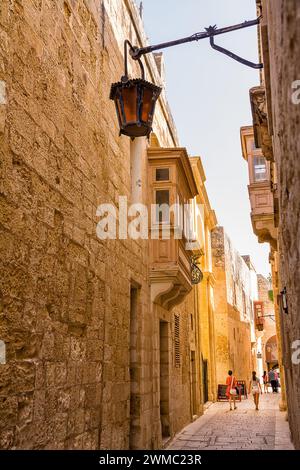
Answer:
(265, 335, 278, 370)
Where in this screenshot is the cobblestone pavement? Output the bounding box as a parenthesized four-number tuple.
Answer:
(168, 394, 294, 450)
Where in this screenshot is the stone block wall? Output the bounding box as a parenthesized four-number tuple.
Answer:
(262, 0, 300, 448)
(0, 0, 195, 450)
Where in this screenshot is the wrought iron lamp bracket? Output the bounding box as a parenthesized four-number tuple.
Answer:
(206, 25, 263, 70)
(260, 314, 276, 323)
(123, 39, 145, 82)
(129, 17, 263, 70)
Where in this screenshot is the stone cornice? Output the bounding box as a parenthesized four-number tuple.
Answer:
(251, 213, 278, 250)
(249, 86, 274, 161)
(150, 267, 192, 310)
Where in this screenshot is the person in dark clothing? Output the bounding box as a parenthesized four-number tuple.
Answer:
(268, 369, 277, 392)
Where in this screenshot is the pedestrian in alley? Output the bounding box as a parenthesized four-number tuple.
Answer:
(226, 370, 237, 411)
(262, 370, 269, 393)
(249, 371, 262, 410)
(274, 369, 280, 392)
(268, 368, 277, 393)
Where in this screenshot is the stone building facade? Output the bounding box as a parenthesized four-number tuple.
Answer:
(190, 157, 218, 405)
(0, 0, 220, 450)
(257, 274, 277, 373)
(259, 1, 300, 448)
(240, 125, 287, 411)
(240, 0, 300, 448)
(211, 227, 258, 386)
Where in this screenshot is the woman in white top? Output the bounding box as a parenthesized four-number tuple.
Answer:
(248, 371, 262, 410)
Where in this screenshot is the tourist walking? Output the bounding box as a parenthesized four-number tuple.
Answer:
(249, 371, 262, 410)
(262, 370, 269, 393)
(268, 369, 277, 393)
(226, 370, 237, 411)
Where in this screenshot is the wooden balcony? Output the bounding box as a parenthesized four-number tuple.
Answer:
(241, 126, 277, 250)
(254, 301, 265, 332)
(147, 147, 199, 310)
(249, 180, 277, 249)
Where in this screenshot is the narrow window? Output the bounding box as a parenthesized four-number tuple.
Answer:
(156, 168, 169, 181)
(0, 340, 6, 364)
(156, 190, 170, 223)
(174, 314, 180, 367)
(233, 282, 237, 307)
(242, 291, 247, 318)
(253, 156, 267, 182)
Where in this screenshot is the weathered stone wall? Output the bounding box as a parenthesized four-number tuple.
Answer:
(211, 227, 229, 386)
(168, 299, 199, 435)
(0, 0, 196, 450)
(212, 227, 256, 386)
(263, 0, 300, 449)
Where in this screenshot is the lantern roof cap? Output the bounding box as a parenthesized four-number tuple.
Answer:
(110, 78, 162, 100)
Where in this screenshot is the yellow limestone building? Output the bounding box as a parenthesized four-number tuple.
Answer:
(211, 228, 259, 387)
(190, 158, 218, 404)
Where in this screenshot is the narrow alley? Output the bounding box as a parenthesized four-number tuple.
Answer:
(168, 394, 294, 451)
(0, 0, 300, 458)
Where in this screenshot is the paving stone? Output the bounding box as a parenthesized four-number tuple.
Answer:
(167, 394, 294, 451)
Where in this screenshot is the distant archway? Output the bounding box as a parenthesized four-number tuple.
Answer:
(265, 335, 278, 369)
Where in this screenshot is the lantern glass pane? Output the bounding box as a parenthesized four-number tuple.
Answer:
(122, 86, 137, 122)
(116, 97, 124, 125)
(141, 87, 153, 123)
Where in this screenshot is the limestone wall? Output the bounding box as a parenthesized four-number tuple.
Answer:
(262, 0, 300, 448)
(0, 0, 197, 450)
(212, 227, 256, 387)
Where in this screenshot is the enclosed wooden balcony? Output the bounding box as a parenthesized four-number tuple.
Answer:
(241, 127, 277, 249)
(254, 301, 265, 332)
(147, 147, 199, 310)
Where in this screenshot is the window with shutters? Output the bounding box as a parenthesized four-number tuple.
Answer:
(253, 156, 267, 182)
(174, 314, 180, 367)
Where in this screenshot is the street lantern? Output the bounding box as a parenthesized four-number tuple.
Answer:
(110, 78, 161, 138)
(110, 18, 263, 138)
(110, 40, 161, 138)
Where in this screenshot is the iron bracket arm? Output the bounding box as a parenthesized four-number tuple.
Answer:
(130, 18, 263, 70)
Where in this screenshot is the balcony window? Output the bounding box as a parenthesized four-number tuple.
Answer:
(156, 168, 170, 181)
(184, 199, 197, 242)
(155, 190, 170, 223)
(253, 156, 267, 182)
